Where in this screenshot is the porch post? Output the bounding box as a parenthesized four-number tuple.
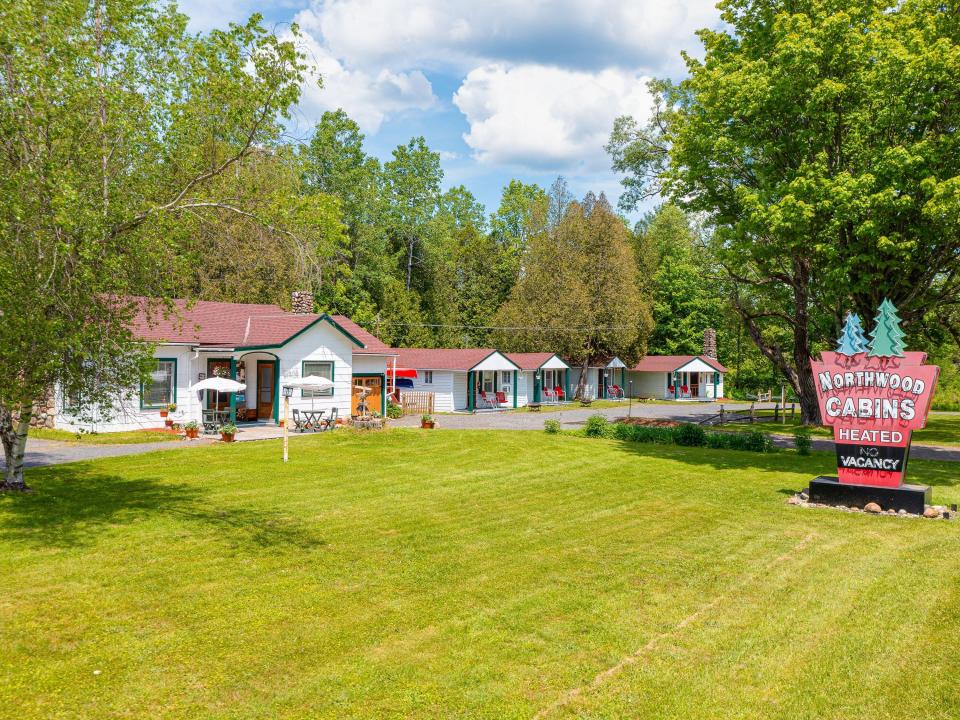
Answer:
(229, 357, 237, 422)
(565, 368, 570, 399)
(673, 371, 679, 399)
(534, 371, 541, 403)
(512, 370, 518, 408)
(467, 371, 475, 412)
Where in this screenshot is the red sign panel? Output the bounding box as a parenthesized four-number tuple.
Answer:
(810, 350, 939, 487)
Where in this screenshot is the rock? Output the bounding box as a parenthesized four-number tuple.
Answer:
(864, 502, 882, 514)
(787, 496, 801, 505)
(923, 507, 940, 519)
(886, 509, 897, 515)
(800, 492, 809, 501)
(898, 509, 908, 517)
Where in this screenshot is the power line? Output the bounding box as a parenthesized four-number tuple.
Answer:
(374, 321, 640, 332)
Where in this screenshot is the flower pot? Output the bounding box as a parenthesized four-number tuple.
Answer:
(164, 418, 174, 427)
(421, 421, 435, 429)
(221, 432, 235, 443)
(185, 428, 198, 439)
(160, 410, 168, 418)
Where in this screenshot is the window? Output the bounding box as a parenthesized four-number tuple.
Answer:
(500, 371, 512, 388)
(482, 374, 495, 392)
(141, 359, 176, 409)
(302, 361, 334, 397)
(422, 371, 434, 384)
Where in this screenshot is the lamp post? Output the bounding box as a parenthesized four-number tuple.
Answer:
(628, 380, 633, 418)
(282, 385, 294, 462)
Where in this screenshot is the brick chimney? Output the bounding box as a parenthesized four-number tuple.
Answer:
(703, 328, 717, 358)
(291, 290, 314, 315)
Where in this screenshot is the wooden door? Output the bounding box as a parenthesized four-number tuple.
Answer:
(351, 376, 382, 417)
(257, 362, 275, 420)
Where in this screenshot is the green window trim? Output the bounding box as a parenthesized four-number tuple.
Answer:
(301, 360, 335, 397)
(140, 357, 178, 410)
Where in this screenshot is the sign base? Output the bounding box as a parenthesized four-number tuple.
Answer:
(808, 476, 930, 515)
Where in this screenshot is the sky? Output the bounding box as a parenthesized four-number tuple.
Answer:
(177, 0, 722, 217)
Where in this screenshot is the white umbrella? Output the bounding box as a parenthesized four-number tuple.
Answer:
(282, 375, 334, 411)
(190, 377, 246, 419)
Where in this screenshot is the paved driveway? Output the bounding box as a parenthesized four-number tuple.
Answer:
(4, 437, 207, 469)
(391, 401, 753, 431)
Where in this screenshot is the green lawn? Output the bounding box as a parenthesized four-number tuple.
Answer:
(29, 428, 182, 444)
(2, 430, 959, 718)
(713, 410, 960, 447)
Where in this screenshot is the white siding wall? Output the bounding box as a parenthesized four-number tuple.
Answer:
(627, 371, 666, 399)
(55, 320, 368, 432)
(406, 369, 457, 412)
(452, 371, 468, 411)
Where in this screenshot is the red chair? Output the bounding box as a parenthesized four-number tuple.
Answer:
(668, 385, 675, 396)
(610, 384, 625, 399)
(495, 391, 508, 407)
(681, 385, 689, 397)
(554, 386, 565, 401)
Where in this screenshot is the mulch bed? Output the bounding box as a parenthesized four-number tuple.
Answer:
(614, 417, 682, 427)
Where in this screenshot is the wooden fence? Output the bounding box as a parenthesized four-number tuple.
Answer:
(400, 391, 435, 416)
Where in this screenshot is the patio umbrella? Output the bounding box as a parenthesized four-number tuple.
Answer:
(189, 376, 246, 416)
(282, 375, 334, 410)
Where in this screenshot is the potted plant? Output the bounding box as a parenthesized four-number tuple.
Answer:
(421, 413, 436, 429)
(184, 420, 199, 439)
(220, 423, 237, 442)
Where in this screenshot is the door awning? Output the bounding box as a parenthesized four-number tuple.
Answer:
(391, 367, 418, 378)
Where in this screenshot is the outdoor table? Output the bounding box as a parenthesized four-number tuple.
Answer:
(301, 410, 324, 430)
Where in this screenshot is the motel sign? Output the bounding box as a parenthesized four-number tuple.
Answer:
(811, 301, 939, 488)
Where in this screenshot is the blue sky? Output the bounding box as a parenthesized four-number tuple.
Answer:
(178, 0, 721, 218)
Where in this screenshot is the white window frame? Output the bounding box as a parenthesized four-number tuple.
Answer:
(422, 370, 433, 385)
(302, 361, 334, 397)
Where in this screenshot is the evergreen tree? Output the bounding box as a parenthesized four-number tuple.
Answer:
(836, 312, 869, 356)
(868, 300, 907, 358)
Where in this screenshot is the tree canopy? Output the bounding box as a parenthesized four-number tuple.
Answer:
(608, 0, 960, 422)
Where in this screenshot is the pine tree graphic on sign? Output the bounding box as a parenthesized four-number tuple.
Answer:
(868, 299, 906, 358)
(836, 312, 868, 356)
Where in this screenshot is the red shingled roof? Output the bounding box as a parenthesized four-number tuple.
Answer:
(394, 348, 502, 371)
(129, 298, 390, 350)
(631, 355, 728, 373)
(507, 352, 561, 370)
(330, 315, 396, 355)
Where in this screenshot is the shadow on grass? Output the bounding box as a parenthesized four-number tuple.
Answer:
(0, 465, 326, 550)
(599, 438, 960, 489)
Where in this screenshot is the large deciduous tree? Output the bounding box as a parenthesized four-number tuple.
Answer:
(492, 194, 652, 395)
(0, 1, 307, 488)
(608, 0, 960, 423)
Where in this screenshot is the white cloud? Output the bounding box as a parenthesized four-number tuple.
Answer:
(303, 0, 719, 77)
(286, 27, 436, 133)
(453, 64, 653, 172)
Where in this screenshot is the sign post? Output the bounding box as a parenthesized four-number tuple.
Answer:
(808, 301, 939, 513)
(282, 385, 294, 463)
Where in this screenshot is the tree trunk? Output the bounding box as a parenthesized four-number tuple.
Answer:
(574, 353, 591, 400)
(1, 403, 32, 491)
(405, 235, 414, 291)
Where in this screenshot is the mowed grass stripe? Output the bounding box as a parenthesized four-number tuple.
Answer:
(1, 430, 958, 718)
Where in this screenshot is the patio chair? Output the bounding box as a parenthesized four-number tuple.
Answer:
(202, 410, 220, 435)
(292, 408, 309, 433)
(543, 387, 556, 404)
(610, 385, 625, 400)
(478, 391, 495, 409)
(495, 391, 508, 408)
(319, 407, 338, 431)
(554, 386, 565, 402)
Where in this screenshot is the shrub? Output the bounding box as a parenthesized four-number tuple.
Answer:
(745, 430, 772, 453)
(544, 419, 561, 434)
(674, 423, 706, 447)
(583, 414, 612, 438)
(793, 425, 812, 456)
(386, 402, 403, 419)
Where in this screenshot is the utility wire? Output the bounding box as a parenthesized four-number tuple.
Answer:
(372, 321, 639, 332)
